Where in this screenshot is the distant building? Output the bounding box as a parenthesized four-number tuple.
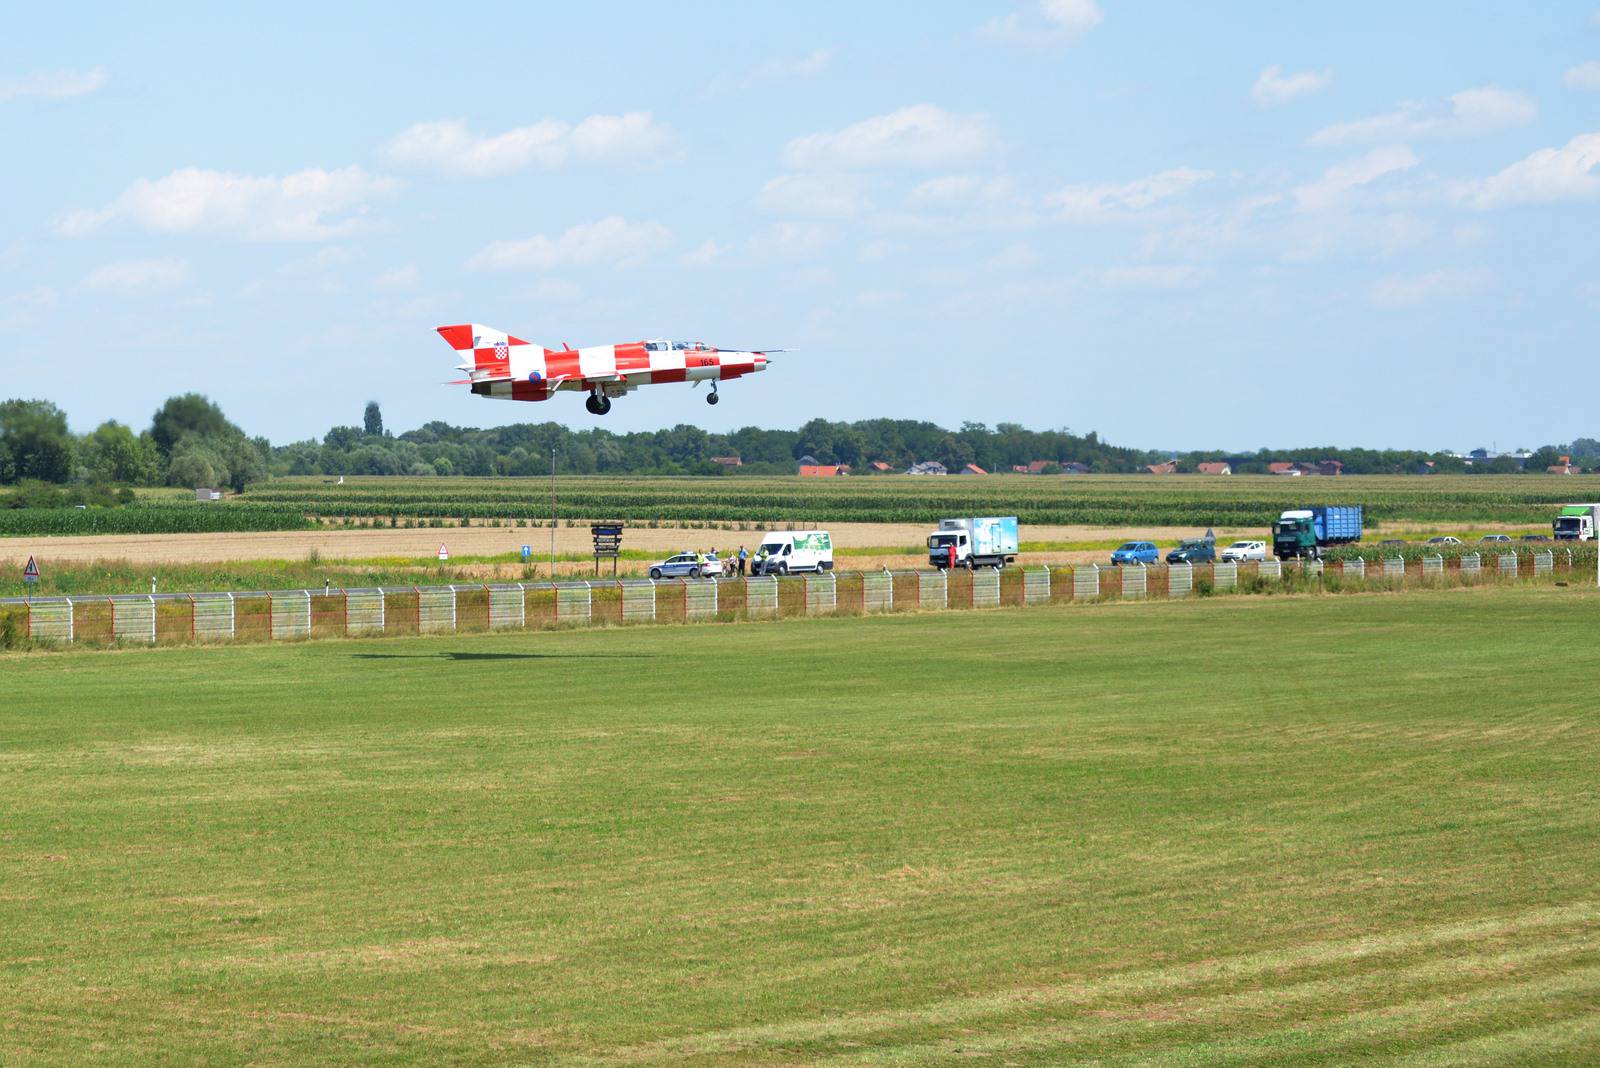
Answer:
(870, 461, 893, 472)
(796, 454, 821, 466)
(1195, 462, 1232, 476)
(1268, 462, 1302, 476)
(960, 463, 988, 475)
(1414, 461, 1436, 475)
(195, 487, 222, 501)
(906, 461, 949, 475)
(710, 455, 742, 467)
(798, 464, 845, 477)
(1060, 462, 1091, 474)
(1548, 455, 1574, 475)
(1309, 459, 1344, 476)
(1144, 462, 1178, 475)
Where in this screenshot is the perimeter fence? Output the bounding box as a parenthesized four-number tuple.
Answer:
(1, 548, 1592, 650)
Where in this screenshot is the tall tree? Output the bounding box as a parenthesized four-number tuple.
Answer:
(150, 394, 231, 456)
(364, 401, 384, 437)
(0, 399, 75, 483)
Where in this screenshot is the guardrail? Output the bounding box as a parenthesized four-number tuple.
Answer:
(0, 548, 1589, 649)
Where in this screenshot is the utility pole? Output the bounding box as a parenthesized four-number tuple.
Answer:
(549, 446, 557, 580)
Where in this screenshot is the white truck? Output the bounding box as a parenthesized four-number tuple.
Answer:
(1553, 503, 1600, 541)
(928, 516, 1019, 569)
(750, 529, 833, 575)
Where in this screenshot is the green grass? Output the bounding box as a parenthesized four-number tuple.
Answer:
(239, 472, 1600, 527)
(3, 587, 1598, 1063)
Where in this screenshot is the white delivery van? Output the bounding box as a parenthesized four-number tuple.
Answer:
(751, 530, 833, 575)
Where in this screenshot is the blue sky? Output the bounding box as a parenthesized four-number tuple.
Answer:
(2, 2, 1598, 451)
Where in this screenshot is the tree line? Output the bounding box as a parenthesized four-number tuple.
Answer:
(2, 395, 1596, 497)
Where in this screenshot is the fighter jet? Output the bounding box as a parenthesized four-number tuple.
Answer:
(436, 323, 776, 415)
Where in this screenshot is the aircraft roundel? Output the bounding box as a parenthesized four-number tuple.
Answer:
(528, 371, 542, 382)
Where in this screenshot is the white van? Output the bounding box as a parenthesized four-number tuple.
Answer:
(751, 530, 833, 575)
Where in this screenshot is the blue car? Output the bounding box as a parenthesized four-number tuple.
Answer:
(1110, 541, 1160, 565)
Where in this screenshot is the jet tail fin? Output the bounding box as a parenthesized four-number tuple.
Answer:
(436, 323, 537, 381)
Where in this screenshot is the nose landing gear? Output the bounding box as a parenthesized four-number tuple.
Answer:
(585, 392, 612, 415)
(706, 382, 720, 406)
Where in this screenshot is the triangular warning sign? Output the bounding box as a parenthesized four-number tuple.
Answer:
(437, 544, 449, 561)
(23, 555, 40, 579)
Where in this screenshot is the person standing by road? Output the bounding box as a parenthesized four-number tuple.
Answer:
(737, 545, 748, 576)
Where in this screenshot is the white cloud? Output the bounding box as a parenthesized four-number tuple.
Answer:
(1252, 65, 1332, 106)
(680, 240, 731, 268)
(466, 216, 672, 271)
(748, 222, 835, 260)
(1370, 267, 1492, 308)
(1046, 167, 1214, 221)
(1564, 61, 1600, 90)
(81, 257, 194, 295)
(383, 112, 671, 178)
(1309, 86, 1534, 147)
(756, 173, 871, 217)
(855, 289, 903, 307)
(1042, 0, 1102, 33)
(1100, 265, 1202, 289)
(856, 239, 897, 262)
(981, 0, 1102, 44)
(59, 166, 399, 241)
(1293, 146, 1418, 211)
(782, 105, 998, 170)
(0, 286, 58, 330)
(370, 264, 419, 292)
(0, 67, 108, 102)
(988, 243, 1039, 270)
(908, 174, 1016, 205)
(1464, 132, 1600, 208)
(530, 278, 585, 304)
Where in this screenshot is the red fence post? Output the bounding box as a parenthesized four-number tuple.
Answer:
(413, 586, 421, 631)
(483, 584, 492, 629)
(189, 595, 196, 642)
(342, 589, 350, 635)
(267, 593, 274, 640)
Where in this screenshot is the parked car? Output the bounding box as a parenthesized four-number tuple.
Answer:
(1479, 534, 1512, 543)
(1110, 541, 1160, 565)
(1220, 540, 1267, 563)
(1426, 536, 1462, 546)
(1165, 539, 1215, 564)
(647, 553, 724, 580)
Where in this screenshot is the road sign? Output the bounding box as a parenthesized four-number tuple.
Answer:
(437, 544, 449, 562)
(591, 523, 623, 575)
(23, 556, 39, 584)
(521, 545, 532, 560)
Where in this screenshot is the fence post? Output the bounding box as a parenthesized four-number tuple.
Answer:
(189, 595, 196, 642)
(413, 586, 421, 631)
(267, 593, 274, 640)
(149, 594, 157, 644)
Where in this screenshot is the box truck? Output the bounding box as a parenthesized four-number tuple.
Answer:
(1273, 505, 1363, 559)
(1553, 504, 1600, 541)
(928, 516, 1019, 569)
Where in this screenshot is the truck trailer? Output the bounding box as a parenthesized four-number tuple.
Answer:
(1273, 505, 1364, 559)
(1553, 504, 1600, 541)
(928, 516, 1019, 569)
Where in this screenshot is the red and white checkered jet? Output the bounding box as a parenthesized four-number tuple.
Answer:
(436, 323, 775, 415)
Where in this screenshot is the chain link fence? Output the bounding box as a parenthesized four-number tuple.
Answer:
(2, 548, 1589, 648)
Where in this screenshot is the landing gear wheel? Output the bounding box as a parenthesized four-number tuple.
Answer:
(586, 393, 612, 415)
(706, 391, 719, 405)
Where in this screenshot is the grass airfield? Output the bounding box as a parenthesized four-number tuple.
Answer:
(3, 586, 1599, 1064)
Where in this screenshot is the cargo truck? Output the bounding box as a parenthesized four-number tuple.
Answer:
(1273, 505, 1363, 559)
(928, 516, 1019, 569)
(1553, 503, 1600, 541)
